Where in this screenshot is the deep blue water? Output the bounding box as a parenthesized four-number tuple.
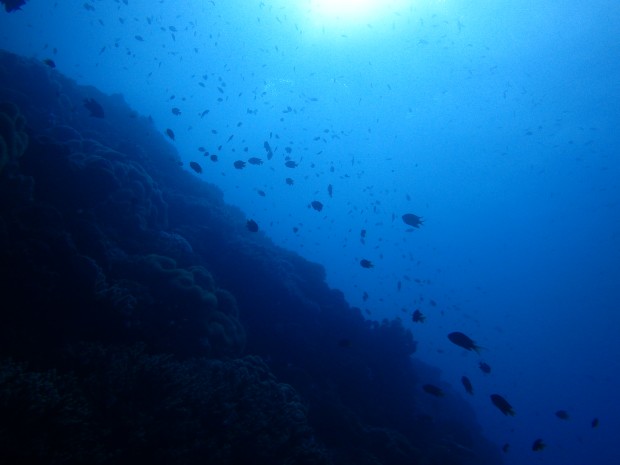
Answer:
(1, 1, 619, 464)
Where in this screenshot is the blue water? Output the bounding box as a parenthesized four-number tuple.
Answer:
(2, 1, 619, 464)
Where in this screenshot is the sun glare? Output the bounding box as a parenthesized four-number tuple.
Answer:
(311, 0, 378, 18)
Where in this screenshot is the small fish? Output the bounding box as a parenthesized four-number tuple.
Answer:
(555, 410, 569, 420)
(422, 384, 444, 397)
(171, 107, 181, 115)
(165, 128, 175, 141)
(402, 213, 424, 228)
(327, 184, 333, 198)
(531, 438, 545, 451)
(490, 394, 515, 416)
(285, 178, 294, 185)
(233, 160, 246, 169)
(135, 35, 144, 41)
(83, 98, 104, 118)
(2, 0, 27, 12)
(447, 332, 481, 353)
(360, 259, 373, 269)
(362, 291, 369, 301)
(412, 309, 426, 323)
(501, 443, 510, 453)
(461, 376, 473, 395)
(42, 58, 56, 68)
(479, 362, 491, 374)
(248, 157, 263, 165)
(285, 160, 298, 168)
(246, 219, 259, 232)
(210, 154, 218, 162)
(591, 417, 599, 428)
(256, 189, 266, 197)
(189, 161, 202, 173)
(310, 200, 323, 212)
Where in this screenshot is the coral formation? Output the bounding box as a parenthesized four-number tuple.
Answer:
(0, 102, 28, 173)
(0, 49, 504, 465)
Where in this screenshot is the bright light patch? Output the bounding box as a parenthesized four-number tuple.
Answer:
(311, 0, 379, 19)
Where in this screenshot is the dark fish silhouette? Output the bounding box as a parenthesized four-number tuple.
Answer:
(248, 157, 263, 165)
(171, 107, 181, 115)
(84, 98, 104, 118)
(189, 161, 202, 174)
(479, 361, 491, 374)
(42, 58, 56, 68)
(233, 160, 246, 169)
(402, 213, 424, 228)
(490, 394, 515, 416)
(447, 331, 481, 353)
(285, 178, 294, 185)
(246, 219, 259, 232)
(555, 410, 569, 420)
(501, 443, 509, 453)
(285, 160, 298, 168)
(210, 154, 218, 162)
(311, 201, 323, 212)
(327, 184, 333, 197)
(461, 376, 473, 395)
(591, 417, 599, 428)
(412, 309, 426, 323)
(1, 0, 26, 12)
(531, 438, 545, 451)
(360, 259, 373, 269)
(166, 128, 175, 141)
(422, 384, 444, 397)
(263, 141, 273, 159)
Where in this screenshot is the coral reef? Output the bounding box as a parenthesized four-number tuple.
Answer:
(0, 101, 28, 174)
(0, 49, 503, 465)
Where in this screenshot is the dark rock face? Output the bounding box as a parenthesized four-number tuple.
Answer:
(0, 50, 503, 465)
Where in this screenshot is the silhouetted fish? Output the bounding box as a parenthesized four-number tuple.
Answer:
(42, 58, 56, 68)
(2, 0, 26, 12)
(531, 438, 545, 451)
(166, 128, 175, 141)
(591, 417, 599, 428)
(422, 384, 444, 397)
(555, 410, 569, 420)
(447, 332, 481, 353)
(189, 161, 202, 174)
(412, 309, 426, 323)
(479, 362, 491, 374)
(359, 259, 373, 269)
(461, 376, 473, 395)
(248, 157, 263, 165)
(402, 213, 424, 228)
(490, 394, 515, 416)
(233, 160, 246, 169)
(311, 201, 323, 212)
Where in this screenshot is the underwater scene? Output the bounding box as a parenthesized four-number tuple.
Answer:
(1, 1, 619, 464)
